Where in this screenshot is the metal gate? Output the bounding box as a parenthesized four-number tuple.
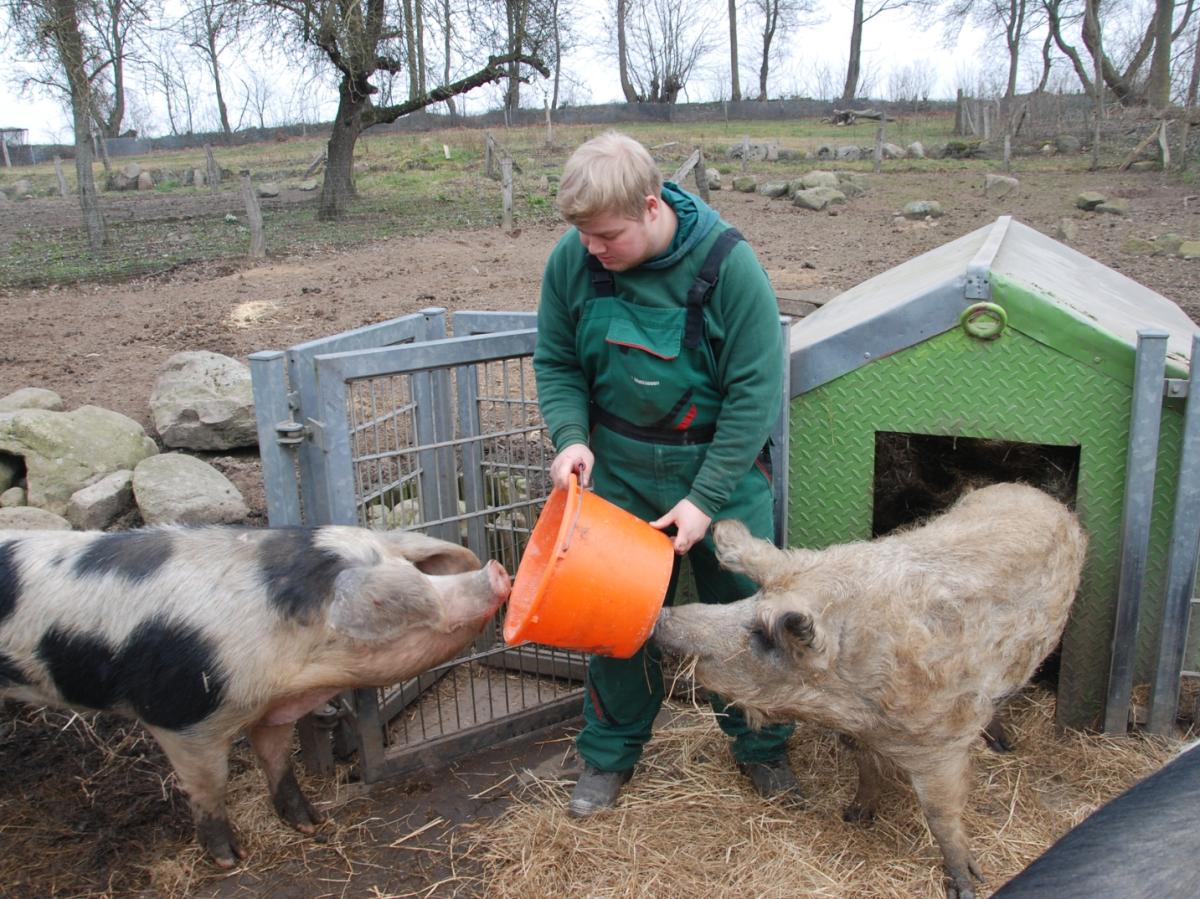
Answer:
(249, 308, 587, 781)
(250, 307, 793, 780)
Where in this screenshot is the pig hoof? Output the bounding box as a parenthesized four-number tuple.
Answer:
(272, 769, 325, 833)
(196, 813, 245, 868)
(842, 803, 876, 825)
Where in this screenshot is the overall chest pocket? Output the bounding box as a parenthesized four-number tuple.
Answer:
(603, 306, 691, 420)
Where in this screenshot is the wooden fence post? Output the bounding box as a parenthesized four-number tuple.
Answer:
(545, 98, 553, 145)
(694, 146, 710, 202)
(1003, 134, 1012, 173)
(239, 170, 266, 259)
(54, 156, 69, 197)
(485, 132, 497, 179)
(501, 157, 513, 232)
(741, 134, 750, 173)
(0, 137, 10, 169)
(873, 122, 884, 174)
(204, 143, 221, 195)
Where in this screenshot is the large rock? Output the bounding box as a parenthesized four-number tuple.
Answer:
(907, 141, 926, 159)
(149, 351, 258, 450)
(0, 406, 157, 516)
(0, 387, 65, 412)
(705, 169, 722, 190)
(985, 174, 1019, 199)
(0, 507, 71, 530)
(1, 486, 26, 507)
(137, 171, 155, 191)
(836, 145, 862, 161)
(133, 454, 249, 525)
(757, 181, 791, 198)
(257, 181, 280, 198)
(67, 469, 134, 530)
(799, 170, 839, 190)
(1076, 191, 1107, 210)
(1096, 198, 1131, 216)
(731, 176, 757, 193)
(1180, 240, 1200, 259)
(8, 179, 34, 199)
(882, 142, 906, 159)
(902, 200, 944, 220)
(112, 163, 142, 191)
(793, 187, 847, 211)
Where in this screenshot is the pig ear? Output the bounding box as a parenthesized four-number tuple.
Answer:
(377, 530, 481, 575)
(327, 563, 447, 641)
(713, 518, 783, 582)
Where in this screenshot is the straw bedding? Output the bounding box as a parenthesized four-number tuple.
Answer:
(469, 685, 1183, 898)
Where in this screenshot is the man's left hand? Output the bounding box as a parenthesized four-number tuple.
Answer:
(650, 499, 712, 555)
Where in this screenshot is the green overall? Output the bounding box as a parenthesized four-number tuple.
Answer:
(546, 209, 795, 773)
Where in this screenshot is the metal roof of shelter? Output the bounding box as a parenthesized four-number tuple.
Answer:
(790, 216, 1197, 395)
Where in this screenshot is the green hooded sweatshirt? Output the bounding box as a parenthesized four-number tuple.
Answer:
(534, 182, 782, 518)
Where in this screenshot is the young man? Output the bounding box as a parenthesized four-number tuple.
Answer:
(533, 131, 799, 816)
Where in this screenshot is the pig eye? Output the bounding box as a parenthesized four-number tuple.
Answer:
(748, 624, 776, 654)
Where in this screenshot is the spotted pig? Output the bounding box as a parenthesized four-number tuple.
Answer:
(0, 525, 510, 866)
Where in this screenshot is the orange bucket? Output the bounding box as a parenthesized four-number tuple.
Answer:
(503, 474, 674, 658)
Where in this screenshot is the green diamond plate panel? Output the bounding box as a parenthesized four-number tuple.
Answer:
(789, 315, 1193, 731)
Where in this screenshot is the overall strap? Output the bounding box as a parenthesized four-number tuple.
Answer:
(585, 253, 615, 297)
(683, 227, 744, 350)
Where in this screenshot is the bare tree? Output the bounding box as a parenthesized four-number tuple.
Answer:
(7, 0, 106, 248)
(746, 0, 816, 99)
(266, 0, 547, 219)
(1045, 0, 1195, 104)
(842, 0, 913, 101)
(181, 0, 241, 139)
(241, 68, 274, 129)
(621, 0, 716, 102)
(616, 0, 639, 100)
(144, 36, 199, 134)
(81, 0, 152, 136)
(942, 0, 1044, 119)
(888, 59, 936, 107)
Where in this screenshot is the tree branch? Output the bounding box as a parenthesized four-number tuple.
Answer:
(363, 52, 548, 128)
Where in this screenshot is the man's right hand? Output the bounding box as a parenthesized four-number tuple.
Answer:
(550, 444, 594, 490)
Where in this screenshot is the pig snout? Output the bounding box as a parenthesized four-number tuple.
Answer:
(485, 559, 512, 609)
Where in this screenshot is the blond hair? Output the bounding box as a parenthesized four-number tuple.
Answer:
(556, 131, 663, 224)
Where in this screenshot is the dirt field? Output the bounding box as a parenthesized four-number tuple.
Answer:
(1, 160, 1198, 897)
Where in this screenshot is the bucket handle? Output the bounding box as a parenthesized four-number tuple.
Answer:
(559, 471, 586, 556)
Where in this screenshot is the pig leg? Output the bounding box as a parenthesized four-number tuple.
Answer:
(841, 736, 887, 824)
(148, 727, 243, 868)
(247, 720, 324, 833)
(983, 712, 1013, 753)
(906, 753, 982, 899)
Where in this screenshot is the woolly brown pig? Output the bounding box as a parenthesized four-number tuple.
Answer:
(653, 482, 1087, 899)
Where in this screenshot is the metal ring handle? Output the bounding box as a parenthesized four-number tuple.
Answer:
(960, 302, 1007, 340)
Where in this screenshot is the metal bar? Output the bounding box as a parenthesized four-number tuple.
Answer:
(248, 350, 303, 526)
(479, 645, 588, 682)
(289, 309, 432, 358)
(315, 330, 538, 381)
(315, 363, 361, 526)
(1148, 333, 1200, 733)
(964, 215, 1011, 301)
(1104, 330, 1170, 733)
(773, 317, 791, 547)
(453, 310, 538, 335)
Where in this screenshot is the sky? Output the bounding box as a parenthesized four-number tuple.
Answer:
(0, 3, 995, 145)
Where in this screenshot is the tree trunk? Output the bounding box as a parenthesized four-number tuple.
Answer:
(617, 0, 638, 102)
(1046, 0, 1094, 94)
(52, 0, 106, 250)
(208, 30, 232, 139)
(441, 0, 456, 115)
(551, 0, 561, 109)
(104, 0, 126, 136)
(1145, 0, 1175, 107)
(842, 0, 864, 102)
(403, 0, 419, 99)
(1082, 3, 1137, 103)
(728, 0, 741, 101)
(319, 83, 365, 221)
(759, 0, 778, 100)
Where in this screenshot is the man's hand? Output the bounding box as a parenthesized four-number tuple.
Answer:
(650, 499, 712, 555)
(550, 444, 594, 490)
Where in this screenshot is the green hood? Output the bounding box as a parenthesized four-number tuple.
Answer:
(642, 181, 720, 270)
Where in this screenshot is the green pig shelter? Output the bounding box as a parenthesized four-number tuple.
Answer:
(786, 215, 1199, 731)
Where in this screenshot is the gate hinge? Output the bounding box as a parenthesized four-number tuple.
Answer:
(1164, 378, 1190, 399)
(274, 420, 307, 446)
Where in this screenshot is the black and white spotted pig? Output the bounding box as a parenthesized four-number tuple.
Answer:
(0, 525, 510, 866)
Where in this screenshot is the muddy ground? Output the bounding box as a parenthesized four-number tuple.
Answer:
(0, 162, 1198, 897)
